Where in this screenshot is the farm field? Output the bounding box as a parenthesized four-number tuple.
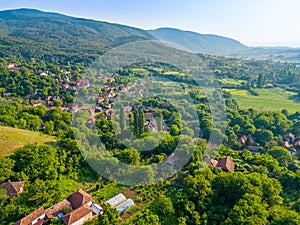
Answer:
(0, 126, 57, 157)
(224, 88, 300, 113)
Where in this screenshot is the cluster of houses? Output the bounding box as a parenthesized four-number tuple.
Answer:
(11, 188, 103, 225)
(238, 132, 300, 156)
(282, 132, 300, 155)
(0, 180, 135, 225)
(238, 135, 260, 151)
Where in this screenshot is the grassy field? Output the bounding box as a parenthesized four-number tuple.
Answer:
(0, 126, 57, 157)
(224, 88, 300, 113)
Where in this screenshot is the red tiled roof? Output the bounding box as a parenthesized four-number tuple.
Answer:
(62, 206, 93, 225)
(45, 199, 72, 219)
(67, 189, 93, 210)
(284, 132, 295, 140)
(217, 156, 235, 172)
(238, 135, 247, 145)
(0, 181, 24, 198)
(14, 207, 45, 225)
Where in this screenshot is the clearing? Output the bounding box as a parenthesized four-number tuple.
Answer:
(0, 126, 57, 157)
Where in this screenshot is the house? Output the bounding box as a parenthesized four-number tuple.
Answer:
(45, 199, 72, 220)
(282, 141, 290, 149)
(204, 158, 219, 168)
(116, 199, 134, 214)
(238, 135, 247, 145)
(124, 106, 132, 112)
(217, 156, 235, 172)
(0, 181, 25, 198)
(204, 156, 235, 172)
(144, 113, 154, 121)
(105, 193, 126, 207)
(3, 92, 11, 98)
(108, 77, 115, 82)
(7, 63, 15, 69)
(31, 100, 43, 107)
(67, 189, 93, 210)
(7, 63, 20, 72)
(62, 206, 93, 225)
(77, 79, 90, 87)
(284, 132, 295, 142)
(288, 148, 297, 155)
(14, 207, 46, 225)
(66, 104, 79, 113)
(68, 86, 77, 91)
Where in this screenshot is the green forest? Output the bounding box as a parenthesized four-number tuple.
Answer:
(0, 8, 300, 225)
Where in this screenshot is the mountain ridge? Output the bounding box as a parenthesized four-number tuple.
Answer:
(148, 27, 249, 55)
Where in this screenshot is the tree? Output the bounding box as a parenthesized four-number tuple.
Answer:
(137, 210, 160, 225)
(151, 196, 175, 224)
(97, 205, 119, 225)
(0, 158, 15, 183)
(254, 129, 274, 146)
(12, 144, 59, 181)
(269, 206, 300, 225)
(222, 194, 268, 225)
(138, 108, 145, 136)
(268, 147, 293, 167)
(119, 105, 126, 131)
(157, 111, 163, 131)
(116, 148, 140, 165)
(257, 74, 266, 88)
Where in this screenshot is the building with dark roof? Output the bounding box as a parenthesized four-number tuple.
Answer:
(62, 206, 93, 225)
(0, 181, 25, 198)
(67, 189, 93, 210)
(14, 207, 46, 225)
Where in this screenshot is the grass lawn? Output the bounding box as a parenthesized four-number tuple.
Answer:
(91, 182, 126, 203)
(219, 78, 244, 85)
(0, 126, 57, 157)
(224, 88, 300, 113)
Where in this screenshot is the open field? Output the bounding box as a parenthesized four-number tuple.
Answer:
(224, 88, 300, 113)
(0, 126, 57, 157)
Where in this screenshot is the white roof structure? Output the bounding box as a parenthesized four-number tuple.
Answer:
(116, 199, 134, 214)
(91, 204, 103, 215)
(105, 193, 126, 207)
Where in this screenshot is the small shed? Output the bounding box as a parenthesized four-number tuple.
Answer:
(116, 199, 134, 214)
(105, 193, 126, 207)
(91, 204, 103, 215)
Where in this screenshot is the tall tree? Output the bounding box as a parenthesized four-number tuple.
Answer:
(257, 74, 266, 88)
(157, 111, 163, 131)
(119, 105, 126, 131)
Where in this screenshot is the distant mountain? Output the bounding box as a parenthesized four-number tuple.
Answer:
(148, 28, 249, 55)
(1, 8, 299, 64)
(0, 8, 155, 63)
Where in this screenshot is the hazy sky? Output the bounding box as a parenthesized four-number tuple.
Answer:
(1, 0, 300, 47)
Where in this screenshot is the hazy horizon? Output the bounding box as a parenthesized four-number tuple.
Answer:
(1, 0, 300, 47)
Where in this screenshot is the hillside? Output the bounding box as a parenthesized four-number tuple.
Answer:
(0, 126, 56, 157)
(0, 8, 155, 63)
(148, 28, 249, 55)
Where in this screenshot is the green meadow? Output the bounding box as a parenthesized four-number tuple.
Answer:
(224, 88, 300, 113)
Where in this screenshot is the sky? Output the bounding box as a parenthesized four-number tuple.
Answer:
(1, 0, 300, 47)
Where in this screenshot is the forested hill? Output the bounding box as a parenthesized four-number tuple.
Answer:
(0, 8, 155, 64)
(148, 28, 249, 55)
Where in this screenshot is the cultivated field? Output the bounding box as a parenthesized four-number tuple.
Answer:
(224, 88, 300, 113)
